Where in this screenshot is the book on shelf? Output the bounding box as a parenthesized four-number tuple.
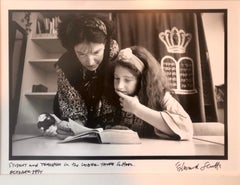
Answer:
(36, 16, 61, 36)
(59, 127, 141, 144)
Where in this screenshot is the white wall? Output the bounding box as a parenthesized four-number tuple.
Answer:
(202, 13, 225, 86)
(202, 13, 225, 123)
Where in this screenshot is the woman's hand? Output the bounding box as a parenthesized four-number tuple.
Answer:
(56, 118, 95, 139)
(116, 91, 141, 115)
(38, 113, 58, 137)
(39, 114, 73, 138)
(40, 125, 57, 137)
(50, 114, 62, 124)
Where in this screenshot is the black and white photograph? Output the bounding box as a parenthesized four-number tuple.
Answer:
(9, 9, 227, 160)
(1, 0, 240, 184)
(9, 10, 227, 159)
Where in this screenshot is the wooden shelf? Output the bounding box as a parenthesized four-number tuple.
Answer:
(29, 59, 58, 72)
(25, 92, 56, 99)
(32, 34, 65, 53)
(32, 33, 58, 38)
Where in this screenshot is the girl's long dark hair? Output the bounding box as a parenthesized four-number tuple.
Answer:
(105, 46, 170, 110)
(131, 46, 170, 110)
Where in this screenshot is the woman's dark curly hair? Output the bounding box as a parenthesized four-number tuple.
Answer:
(58, 14, 114, 49)
(58, 14, 116, 68)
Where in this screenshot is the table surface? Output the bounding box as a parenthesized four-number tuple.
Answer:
(11, 134, 225, 157)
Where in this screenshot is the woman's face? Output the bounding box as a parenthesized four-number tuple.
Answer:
(114, 65, 138, 96)
(74, 41, 105, 71)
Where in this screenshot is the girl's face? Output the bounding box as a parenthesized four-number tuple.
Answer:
(114, 65, 138, 96)
(74, 41, 105, 71)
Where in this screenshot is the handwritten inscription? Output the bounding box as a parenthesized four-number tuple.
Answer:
(40, 162, 61, 167)
(175, 161, 221, 172)
(9, 169, 43, 175)
(116, 161, 134, 167)
(8, 161, 135, 175)
(9, 162, 43, 175)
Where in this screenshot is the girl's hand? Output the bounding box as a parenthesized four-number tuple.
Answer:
(116, 91, 140, 115)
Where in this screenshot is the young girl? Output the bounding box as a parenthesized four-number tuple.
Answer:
(104, 46, 193, 140)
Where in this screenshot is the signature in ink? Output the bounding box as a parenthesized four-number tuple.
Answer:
(175, 162, 199, 172)
(175, 161, 221, 172)
(200, 161, 221, 171)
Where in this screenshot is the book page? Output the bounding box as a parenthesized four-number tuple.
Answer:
(99, 129, 141, 144)
(59, 128, 103, 143)
(66, 119, 103, 135)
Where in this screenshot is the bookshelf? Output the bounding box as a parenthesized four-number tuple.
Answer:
(29, 58, 58, 72)
(25, 92, 57, 99)
(32, 34, 65, 53)
(13, 11, 111, 134)
(15, 12, 66, 134)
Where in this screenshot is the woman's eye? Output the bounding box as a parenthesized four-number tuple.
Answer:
(124, 79, 131, 83)
(93, 51, 100, 55)
(78, 53, 85, 57)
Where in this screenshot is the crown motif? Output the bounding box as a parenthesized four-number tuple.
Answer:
(159, 27, 192, 53)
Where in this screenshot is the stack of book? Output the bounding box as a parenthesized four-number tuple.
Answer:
(36, 16, 61, 36)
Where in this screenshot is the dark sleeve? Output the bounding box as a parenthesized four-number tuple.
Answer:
(53, 93, 61, 118)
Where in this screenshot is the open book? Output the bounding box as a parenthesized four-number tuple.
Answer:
(59, 126, 141, 144)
